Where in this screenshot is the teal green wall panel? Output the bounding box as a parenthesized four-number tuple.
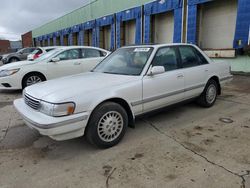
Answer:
(32, 0, 151, 37)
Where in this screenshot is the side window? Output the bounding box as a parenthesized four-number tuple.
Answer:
(29, 48, 36, 53)
(45, 48, 55, 52)
(179, 46, 207, 68)
(100, 51, 107, 57)
(152, 47, 178, 71)
(56, 49, 80, 61)
(22, 48, 30, 54)
(193, 48, 209, 65)
(82, 49, 101, 58)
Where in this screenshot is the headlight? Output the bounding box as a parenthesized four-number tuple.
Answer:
(0, 69, 20, 77)
(40, 101, 75, 117)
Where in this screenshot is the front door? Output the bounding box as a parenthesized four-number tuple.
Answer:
(47, 49, 84, 79)
(142, 47, 185, 112)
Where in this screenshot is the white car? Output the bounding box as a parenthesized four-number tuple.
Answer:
(0, 46, 110, 89)
(14, 44, 232, 148)
(27, 46, 59, 61)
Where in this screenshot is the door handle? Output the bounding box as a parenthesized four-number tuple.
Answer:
(205, 69, 208, 72)
(74, 62, 81, 65)
(177, 74, 184, 78)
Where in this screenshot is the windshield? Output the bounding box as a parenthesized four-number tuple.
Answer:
(93, 47, 153, 76)
(17, 49, 24, 53)
(34, 49, 62, 62)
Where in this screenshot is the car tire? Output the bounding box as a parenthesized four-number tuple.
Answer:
(9, 57, 19, 63)
(86, 102, 128, 149)
(197, 79, 218, 108)
(22, 73, 46, 89)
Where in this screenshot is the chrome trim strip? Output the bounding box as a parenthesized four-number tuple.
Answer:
(131, 83, 205, 106)
(21, 114, 88, 129)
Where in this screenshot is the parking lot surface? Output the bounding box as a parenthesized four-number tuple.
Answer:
(0, 75, 250, 188)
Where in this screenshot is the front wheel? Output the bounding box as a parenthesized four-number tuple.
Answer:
(86, 102, 128, 148)
(22, 73, 46, 89)
(197, 79, 218, 108)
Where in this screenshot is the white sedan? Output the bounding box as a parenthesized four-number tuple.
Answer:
(14, 44, 232, 148)
(0, 46, 109, 89)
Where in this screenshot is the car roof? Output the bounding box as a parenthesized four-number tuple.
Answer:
(42, 46, 60, 50)
(121, 43, 197, 49)
(40, 46, 110, 52)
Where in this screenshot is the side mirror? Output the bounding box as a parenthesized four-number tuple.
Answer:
(51, 57, 60, 63)
(148, 66, 165, 76)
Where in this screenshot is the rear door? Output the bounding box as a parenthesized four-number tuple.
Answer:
(142, 47, 185, 112)
(47, 49, 84, 79)
(80, 48, 107, 71)
(178, 46, 210, 99)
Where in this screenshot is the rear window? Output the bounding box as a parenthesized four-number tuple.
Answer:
(31, 49, 42, 55)
(45, 48, 55, 52)
(82, 49, 101, 58)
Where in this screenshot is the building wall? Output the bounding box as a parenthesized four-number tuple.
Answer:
(22, 31, 33, 47)
(32, 0, 250, 52)
(32, 0, 151, 38)
(0, 40, 11, 54)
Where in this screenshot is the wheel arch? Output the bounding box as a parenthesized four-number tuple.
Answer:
(22, 71, 47, 88)
(88, 97, 135, 129)
(8, 56, 21, 62)
(208, 76, 221, 95)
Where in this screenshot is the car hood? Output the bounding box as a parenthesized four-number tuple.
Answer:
(0, 60, 36, 70)
(25, 72, 140, 103)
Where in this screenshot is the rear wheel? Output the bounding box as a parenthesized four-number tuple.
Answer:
(86, 102, 128, 148)
(9, 57, 19, 63)
(197, 79, 218, 108)
(22, 73, 46, 88)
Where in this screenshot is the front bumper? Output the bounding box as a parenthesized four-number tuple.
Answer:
(14, 98, 90, 141)
(1, 58, 8, 64)
(0, 74, 22, 90)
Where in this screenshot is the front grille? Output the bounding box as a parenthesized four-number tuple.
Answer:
(24, 94, 40, 110)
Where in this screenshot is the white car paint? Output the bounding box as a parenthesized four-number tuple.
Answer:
(0, 46, 110, 90)
(14, 44, 232, 142)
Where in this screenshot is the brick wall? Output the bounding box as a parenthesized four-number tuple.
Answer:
(0, 40, 11, 54)
(21, 31, 33, 47)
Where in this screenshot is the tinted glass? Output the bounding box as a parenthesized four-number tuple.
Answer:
(82, 49, 101, 58)
(193, 48, 209, 65)
(93, 47, 153, 76)
(179, 46, 200, 68)
(45, 48, 55, 52)
(21, 48, 30, 53)
(57, 49, 80, 60)
(35, 49, 62, 62)
(31, 49, 42, 55)
(152, 47, 178, 71)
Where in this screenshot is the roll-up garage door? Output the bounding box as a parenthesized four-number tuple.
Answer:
(198, 0, 238, 49)
(64, 35, 68, 46)
(124, 20, 136, 45)
(104, 26, 111, 50)
(99, 26, 111, 50)
(152, 11, 174, 44)
(56, 37, 60, 46)
(49, 38, 53, 46)
(73, 33, 78, 45)
(84, 30, 93, 46)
